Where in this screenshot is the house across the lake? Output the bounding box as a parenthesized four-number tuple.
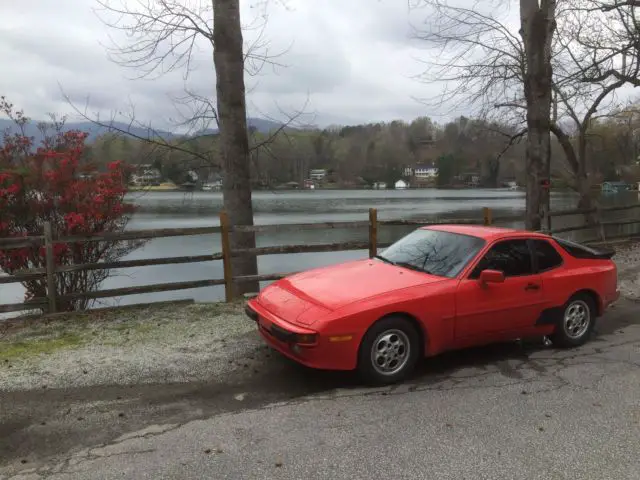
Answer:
(403, 163, 438, 179)
(130, 165, 162, 186)
(309, 169, 327, 181)
(601, 181, 631, 193)
(403, 163, 438, 188)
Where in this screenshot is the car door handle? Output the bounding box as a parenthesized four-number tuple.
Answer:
(524, 283, 540, 291)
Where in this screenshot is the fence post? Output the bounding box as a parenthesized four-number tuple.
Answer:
(483, 207, 492, 226)
(220, 210, 234, 303)
(369, 208, 378, 258)
(43, 221, 57, 314)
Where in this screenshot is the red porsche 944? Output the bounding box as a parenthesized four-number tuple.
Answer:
(246, 225, 619, 385)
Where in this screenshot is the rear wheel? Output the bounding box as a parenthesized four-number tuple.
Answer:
(550, 293, 596, 348)
(357, 316, 421, 385)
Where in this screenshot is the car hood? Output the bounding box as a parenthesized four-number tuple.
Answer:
(257, 258, 445, 325)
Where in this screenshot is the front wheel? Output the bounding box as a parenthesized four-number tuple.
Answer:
(357, 316, 421, 385)
(550, 293, 596, 348)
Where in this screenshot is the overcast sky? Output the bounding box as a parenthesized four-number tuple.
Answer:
(0, 0, 555, 130)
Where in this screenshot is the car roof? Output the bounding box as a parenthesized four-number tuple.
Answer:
(423, 224, 551, 241)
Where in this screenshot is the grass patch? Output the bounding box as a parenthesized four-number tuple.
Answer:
(0, 301, 247, 360)
(1, 332, 84, 361)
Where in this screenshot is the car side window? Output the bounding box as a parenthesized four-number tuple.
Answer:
(470, 239, 533, 278)
(533, 240, 563, 272)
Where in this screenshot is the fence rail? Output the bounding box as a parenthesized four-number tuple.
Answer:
(1, 203, 640, 316)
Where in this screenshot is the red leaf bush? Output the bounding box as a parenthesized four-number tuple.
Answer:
(0, 98, 143, 312)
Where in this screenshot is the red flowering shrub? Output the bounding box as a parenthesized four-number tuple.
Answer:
(0, 98, 142, 312)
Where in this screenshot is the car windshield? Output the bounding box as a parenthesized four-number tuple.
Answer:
(376, 228, 486, 278)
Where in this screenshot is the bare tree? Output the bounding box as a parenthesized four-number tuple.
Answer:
(212, 0, 257, 294)
(576, 0, 640, 86)
(520, 0, 557, 230)
(411, 0, 557, 230)
(550, 11, 627, 215)
(84, 0, 296, 295)
(412, 0, 640, 226)
(65, 0, 300, 160)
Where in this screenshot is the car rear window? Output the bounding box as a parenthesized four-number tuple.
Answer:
(532, 240, 564, 271)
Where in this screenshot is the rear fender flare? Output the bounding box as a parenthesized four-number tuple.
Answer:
(536, 288, 603, 327)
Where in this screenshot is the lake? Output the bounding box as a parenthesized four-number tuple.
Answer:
(2, 188, 639, 311)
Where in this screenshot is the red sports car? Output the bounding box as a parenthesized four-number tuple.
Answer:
(246, 225, 619, 385)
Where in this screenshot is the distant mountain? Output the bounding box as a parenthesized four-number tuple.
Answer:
(0, 117, 286, 143)
(191, 117, 290, 137)
(0, 118, 175, 143)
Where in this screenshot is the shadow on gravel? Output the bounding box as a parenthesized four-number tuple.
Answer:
(237, 299, 638, 392)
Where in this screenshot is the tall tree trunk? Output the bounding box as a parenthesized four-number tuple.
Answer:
(575, 129, 596, 219)
(213, 0, 259, 295)
(550, 125, 597, 223)
(520, 0, 557, 230)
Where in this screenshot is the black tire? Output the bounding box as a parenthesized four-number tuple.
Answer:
(357, 316, 421, 386)
(550, 293, 596, 348)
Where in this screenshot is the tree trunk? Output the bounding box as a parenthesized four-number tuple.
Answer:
(576, 172, 593, 208)
(484, 156, 500, 188)
(550, 124, 596, 223)
(520, 0, 557, 230)
(575, 152, 596, 224)
(576, 129, 597, 222)
(213, 0, 259, 295)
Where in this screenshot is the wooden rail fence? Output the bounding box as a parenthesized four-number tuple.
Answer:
(1, 203, 640, 315)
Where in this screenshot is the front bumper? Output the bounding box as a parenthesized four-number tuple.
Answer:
(245, 301, 357, 371)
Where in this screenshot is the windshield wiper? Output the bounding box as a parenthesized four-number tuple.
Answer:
(374, 255, 395, 265)
(375, 256, 434, 275)
(394, 261, 430, 274)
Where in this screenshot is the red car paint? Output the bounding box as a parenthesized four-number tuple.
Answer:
(246, 225, 618, 372)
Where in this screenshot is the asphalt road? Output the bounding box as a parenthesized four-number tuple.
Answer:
(2, 299, 640, 479)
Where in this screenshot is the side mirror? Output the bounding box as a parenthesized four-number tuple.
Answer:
(479, 269, 505, 286)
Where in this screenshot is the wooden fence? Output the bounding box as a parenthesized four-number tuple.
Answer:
(1, 203, 639, 316)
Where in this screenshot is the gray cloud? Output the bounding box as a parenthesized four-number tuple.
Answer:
(0, 0, 461, 130)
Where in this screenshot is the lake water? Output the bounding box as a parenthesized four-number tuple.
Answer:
(2, 188, 639, 311)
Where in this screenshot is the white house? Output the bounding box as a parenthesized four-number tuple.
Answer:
(395, 179, 408, 190)
(130, 166, 162, 186)
(309, 169, 327, 181)
(415, 164, 438, 179)
(202, 179, 222, 191)
(404, 164, 438, 179)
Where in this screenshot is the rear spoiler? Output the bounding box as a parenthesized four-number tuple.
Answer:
(583, 247, 615, 260)
(552, 237, 615, 260)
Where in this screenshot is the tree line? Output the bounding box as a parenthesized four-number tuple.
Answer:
(86, 107, 640, 190)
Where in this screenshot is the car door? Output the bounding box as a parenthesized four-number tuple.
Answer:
(454, 238, 545, 342)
